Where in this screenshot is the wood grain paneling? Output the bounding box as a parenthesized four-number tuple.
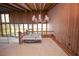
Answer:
(9, 12, 33, 24)
(9, 12, 45, 24)
(48, 4, 79, 55)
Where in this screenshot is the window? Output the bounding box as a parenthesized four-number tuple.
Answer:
(24, 24, 28, 32)
(11, 24, 15, 36)
(5, 14, 9, 23)
(1, 14, 10, 36)
(38, 24, 42, 31)
(1, 14, 9, 23)
(29, 24, 32, 29)
(29, 24, 32, 32)
(33, 24, 37, 33)
(43, 24, 46, 31)
(2, 24, 6, 36)
(1, 14, 5, 23)
(19, 24, 23, 32)
(15, 24, 19, 36)
(6, 24, 10, 36)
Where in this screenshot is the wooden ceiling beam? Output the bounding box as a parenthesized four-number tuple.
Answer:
(47, 3, 57, 11)
(0, 3, 57, 13)
(17, 3, 32, 11)
(0, 6, 13, 11)
(42, 3, 46, 11)
(0, 6, 14, 13)
(44, 4, 52, 11)
(39, 3, 41, 11)
(8, 3, 25, 11)
(34, 3, 37, 11)
(0, 3, 18, 11)
(24, 4, 33, 11)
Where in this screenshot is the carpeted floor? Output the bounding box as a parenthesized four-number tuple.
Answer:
(0, 38, 67, 56)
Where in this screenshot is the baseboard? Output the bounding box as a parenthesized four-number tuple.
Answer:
(52, 38, 77, 56)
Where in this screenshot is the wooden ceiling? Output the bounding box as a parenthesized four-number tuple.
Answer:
(0, 3, 57, 13)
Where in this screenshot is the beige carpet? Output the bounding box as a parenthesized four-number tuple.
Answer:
(0, 38, 67, 56)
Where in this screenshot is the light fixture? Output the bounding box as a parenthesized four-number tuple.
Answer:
(32, 4, 49, 23)
(32, 13, 49, 23)
(44, 14, 49, 22)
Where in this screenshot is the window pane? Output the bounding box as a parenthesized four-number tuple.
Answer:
(19, 24, 23, 32)
(29, 24, 32, 29)
(24, 24, 28, 32)
(11, 24, 15, 36)
(43, 24, 46, 31)
(33, 24, 37, 32)
(2, 24, 6, 36)
(1, 14, 10, 23)
(15, 24, 19, 36)
(38, 24, 42, 31)
(1, 14, 5, 23)
(43, 24, 46, 28)
(5, 14, 9, 23)
(6, 24, 10, 36)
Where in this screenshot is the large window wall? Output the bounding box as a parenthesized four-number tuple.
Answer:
(0, 14, 48, 37)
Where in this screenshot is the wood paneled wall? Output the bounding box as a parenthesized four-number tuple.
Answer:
(48, 4, 79, 55)
(9, 12, 45, 24)
(9, 12, 33, 24)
